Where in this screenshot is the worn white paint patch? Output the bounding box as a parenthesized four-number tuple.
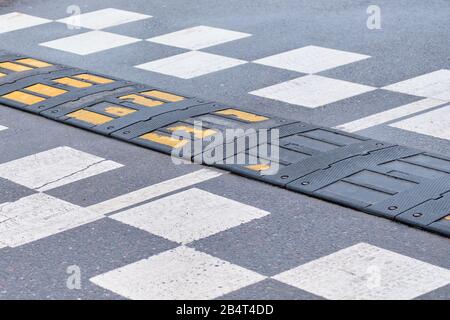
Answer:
(0, 193, 103, 247)
(90, 246, 266, 300)
(336, 98, 446, 132)
(383, 69, 450, 101)
(250, 75, 375, 108)
(40, 31, 140, 55)
(0, 12, 50, 34)
(0, 125, 7, 132)
(0, 146, 123, 191)
(111, 188, 269, 244)
(147, 25, 251, 50)
(135, 51, 247, 79)
(273, 243, 450, 300)
(390, 104, 450, 140)
(57, 8, 151, 30)
(88, 168, 223, 215)
(254, 45, 370, 74)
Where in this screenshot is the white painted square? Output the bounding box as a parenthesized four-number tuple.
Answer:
(0, 193, 103, 248)
(0, 12, 51, 34)
(40, 31, 140, 55)
(57, 8, 151, 30)
(253, 45, 370, 74)
(147, 25, 251, 50)
(250, 75, 375, 108)
(135, 51, 247, 79)
(111, 188, 269, 244)
(0, 146, 123, 191)
(273, 243, 450, 300)
(390, 104, 450, 140)
(90, 246, 266, 299)
(383, 69, 450, 101)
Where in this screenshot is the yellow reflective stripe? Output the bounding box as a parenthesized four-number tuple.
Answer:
(445, 215, 450, 221)
(0, 62, 33, 72)
(141, 90, 184, 102)
(140, 132, 188, 148)
(119, 94, 164, 107)
(215, 109, 269, 122)
(15, 58, 52, 68)
(67, 109, 113, 125)
(53, 77, 93, 88)
(0, 72, 5, 77)
(25, 84, 67, 97)
(2, 91, 46, 105)
(104, 106, 136, 117)
(245, 163, 271, 171)
(73, 74, 114, 84)
(167, 125, 217, 139)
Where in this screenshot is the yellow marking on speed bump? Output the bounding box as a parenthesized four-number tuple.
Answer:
(15, 58, 53, 68)
(167, 125, 217, 139)
(53, 77, 93, 88)
(25, 84, 67, 97)
(119, 94, 164, 107)
(142, 90, 184, 102)
(0, 72, 5, 77)
(67, 109, 113, 125)
(245, 163, 271, 171)
(0, 62, 33, 72)
(2, 91, 46, 105)
(215, 109, 269, 122)
(445, 215, 450, 221)
(73, 74, 114, 84)
(140, 132, 188, 148)
(104, 106, 136, 117)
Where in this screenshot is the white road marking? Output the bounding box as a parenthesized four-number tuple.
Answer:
(87, 168, 224, 215)
(135, 51, 247, 79)
(0, 146, 123, 191)
(111, 188, 269, 244)
(0, 125, 7, 132)
(253, 45, 370, 74)
(0, 12, 51, 34)
(335, 98, 446, 132)
(0, 193, 103, 248)
(147, 25, 251, 50)
(90, 246, 266, 300)
(390, 104, 450, 140)
(40, 31, 140, 55)
(273, 243, 450, 300)
(57, 8, 151, 30)
(250, 75, 375, 108)
(383, 69, 450, 101)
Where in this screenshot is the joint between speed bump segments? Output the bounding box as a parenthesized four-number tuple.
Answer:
(1, 52, 449, 238)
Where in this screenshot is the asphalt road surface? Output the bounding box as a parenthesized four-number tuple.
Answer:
(0, 0, 449, 300)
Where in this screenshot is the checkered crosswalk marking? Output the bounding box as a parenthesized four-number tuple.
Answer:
(110, 188, 269, 244)
(390, 104, 450, 141)
(135, 51, 247, 79)
(250, 75, 375, 108)
(273, 243, 450, 300)
(253, 45, 370, 74)
(0, 193, 103, 248)
(0, 146, 123, 191)
(56, 8, 151, 30)
(336, 98, 446, 133)
(147, 25, 251, 50)
(0, 12, 51, 34)
(90, 246, 266, 300)
(383, 69, 450, 101)
(40, 31, 140, 55)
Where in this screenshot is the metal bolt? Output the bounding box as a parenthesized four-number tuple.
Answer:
(123, 130, 130, 134)
(301, 181, 310, 185)
(388, 206, 398, 210)
(280, 175, 289, 179)
(412, 213, 423, 218)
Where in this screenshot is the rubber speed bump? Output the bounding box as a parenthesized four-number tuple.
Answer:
(1, 52, 449, 238)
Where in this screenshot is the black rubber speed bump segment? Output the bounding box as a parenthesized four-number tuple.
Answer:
(0, 52, 449, 238)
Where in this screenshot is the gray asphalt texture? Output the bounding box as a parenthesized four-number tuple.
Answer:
(0, 0, 449, 300)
